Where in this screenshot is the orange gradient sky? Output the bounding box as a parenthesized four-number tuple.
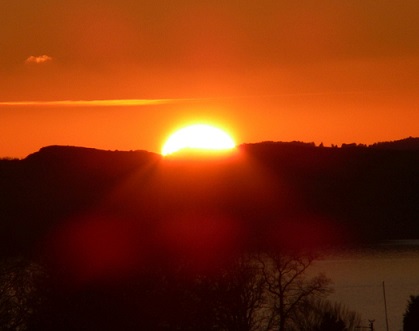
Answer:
(1, 1, 419, 158)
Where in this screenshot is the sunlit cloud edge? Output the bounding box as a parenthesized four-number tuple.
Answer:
(25, 55, 53, 64)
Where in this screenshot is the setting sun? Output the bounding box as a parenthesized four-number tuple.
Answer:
(162, 124, 236, 156)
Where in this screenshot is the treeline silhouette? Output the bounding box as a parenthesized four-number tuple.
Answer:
(0, 138, 418, 330)
(1, 138, 418, 256)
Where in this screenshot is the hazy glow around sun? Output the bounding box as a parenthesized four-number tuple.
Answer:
(162, 124, 236, 156)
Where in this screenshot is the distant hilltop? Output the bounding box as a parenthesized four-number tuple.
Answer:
(15, 136, 419, 161)
(25, 145, 159, 161)
(368, 137, 419, 150)
(241, 137, 419, 150)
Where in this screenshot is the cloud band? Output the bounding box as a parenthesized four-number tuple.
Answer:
(0, 98, 193, 107)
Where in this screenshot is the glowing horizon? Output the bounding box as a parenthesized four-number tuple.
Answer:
(162, 124, 236, 156)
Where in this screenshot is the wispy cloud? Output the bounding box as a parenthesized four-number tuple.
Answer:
(25, 55, 53, 64)
(0, 92, 375, 108)
(0, 98, 193, 107)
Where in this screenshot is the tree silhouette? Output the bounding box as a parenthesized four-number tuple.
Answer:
(403, 295, 419, 331)
(208, 256, 267, 331)
(0, 258, 46, 330)
(315, 313, 346, 331)
(292, 298, 361, 331)
(0, 253, 345, 331)
(259, 251, 333, 331)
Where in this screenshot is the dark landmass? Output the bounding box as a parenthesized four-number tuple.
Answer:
(0, 137, 418, 257)
(0, 138, 418, 330)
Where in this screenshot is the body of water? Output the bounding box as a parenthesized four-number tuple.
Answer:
(311, 241, 419, 331)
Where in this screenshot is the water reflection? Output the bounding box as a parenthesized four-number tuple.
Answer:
(311, 240, 419, 331)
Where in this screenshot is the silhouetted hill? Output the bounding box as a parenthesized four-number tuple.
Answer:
(239, 140, 419, 243)
(0, 146, 161, 256)
(369, 137, 419, 150)
(0, 140, 418, 260)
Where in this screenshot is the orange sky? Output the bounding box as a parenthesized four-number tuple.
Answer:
(1, 1, 419, 158)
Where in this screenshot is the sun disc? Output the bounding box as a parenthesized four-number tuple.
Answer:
(162, 124, 235, 156)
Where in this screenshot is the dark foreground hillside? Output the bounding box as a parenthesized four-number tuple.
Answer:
(0, 139, 418, 330)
